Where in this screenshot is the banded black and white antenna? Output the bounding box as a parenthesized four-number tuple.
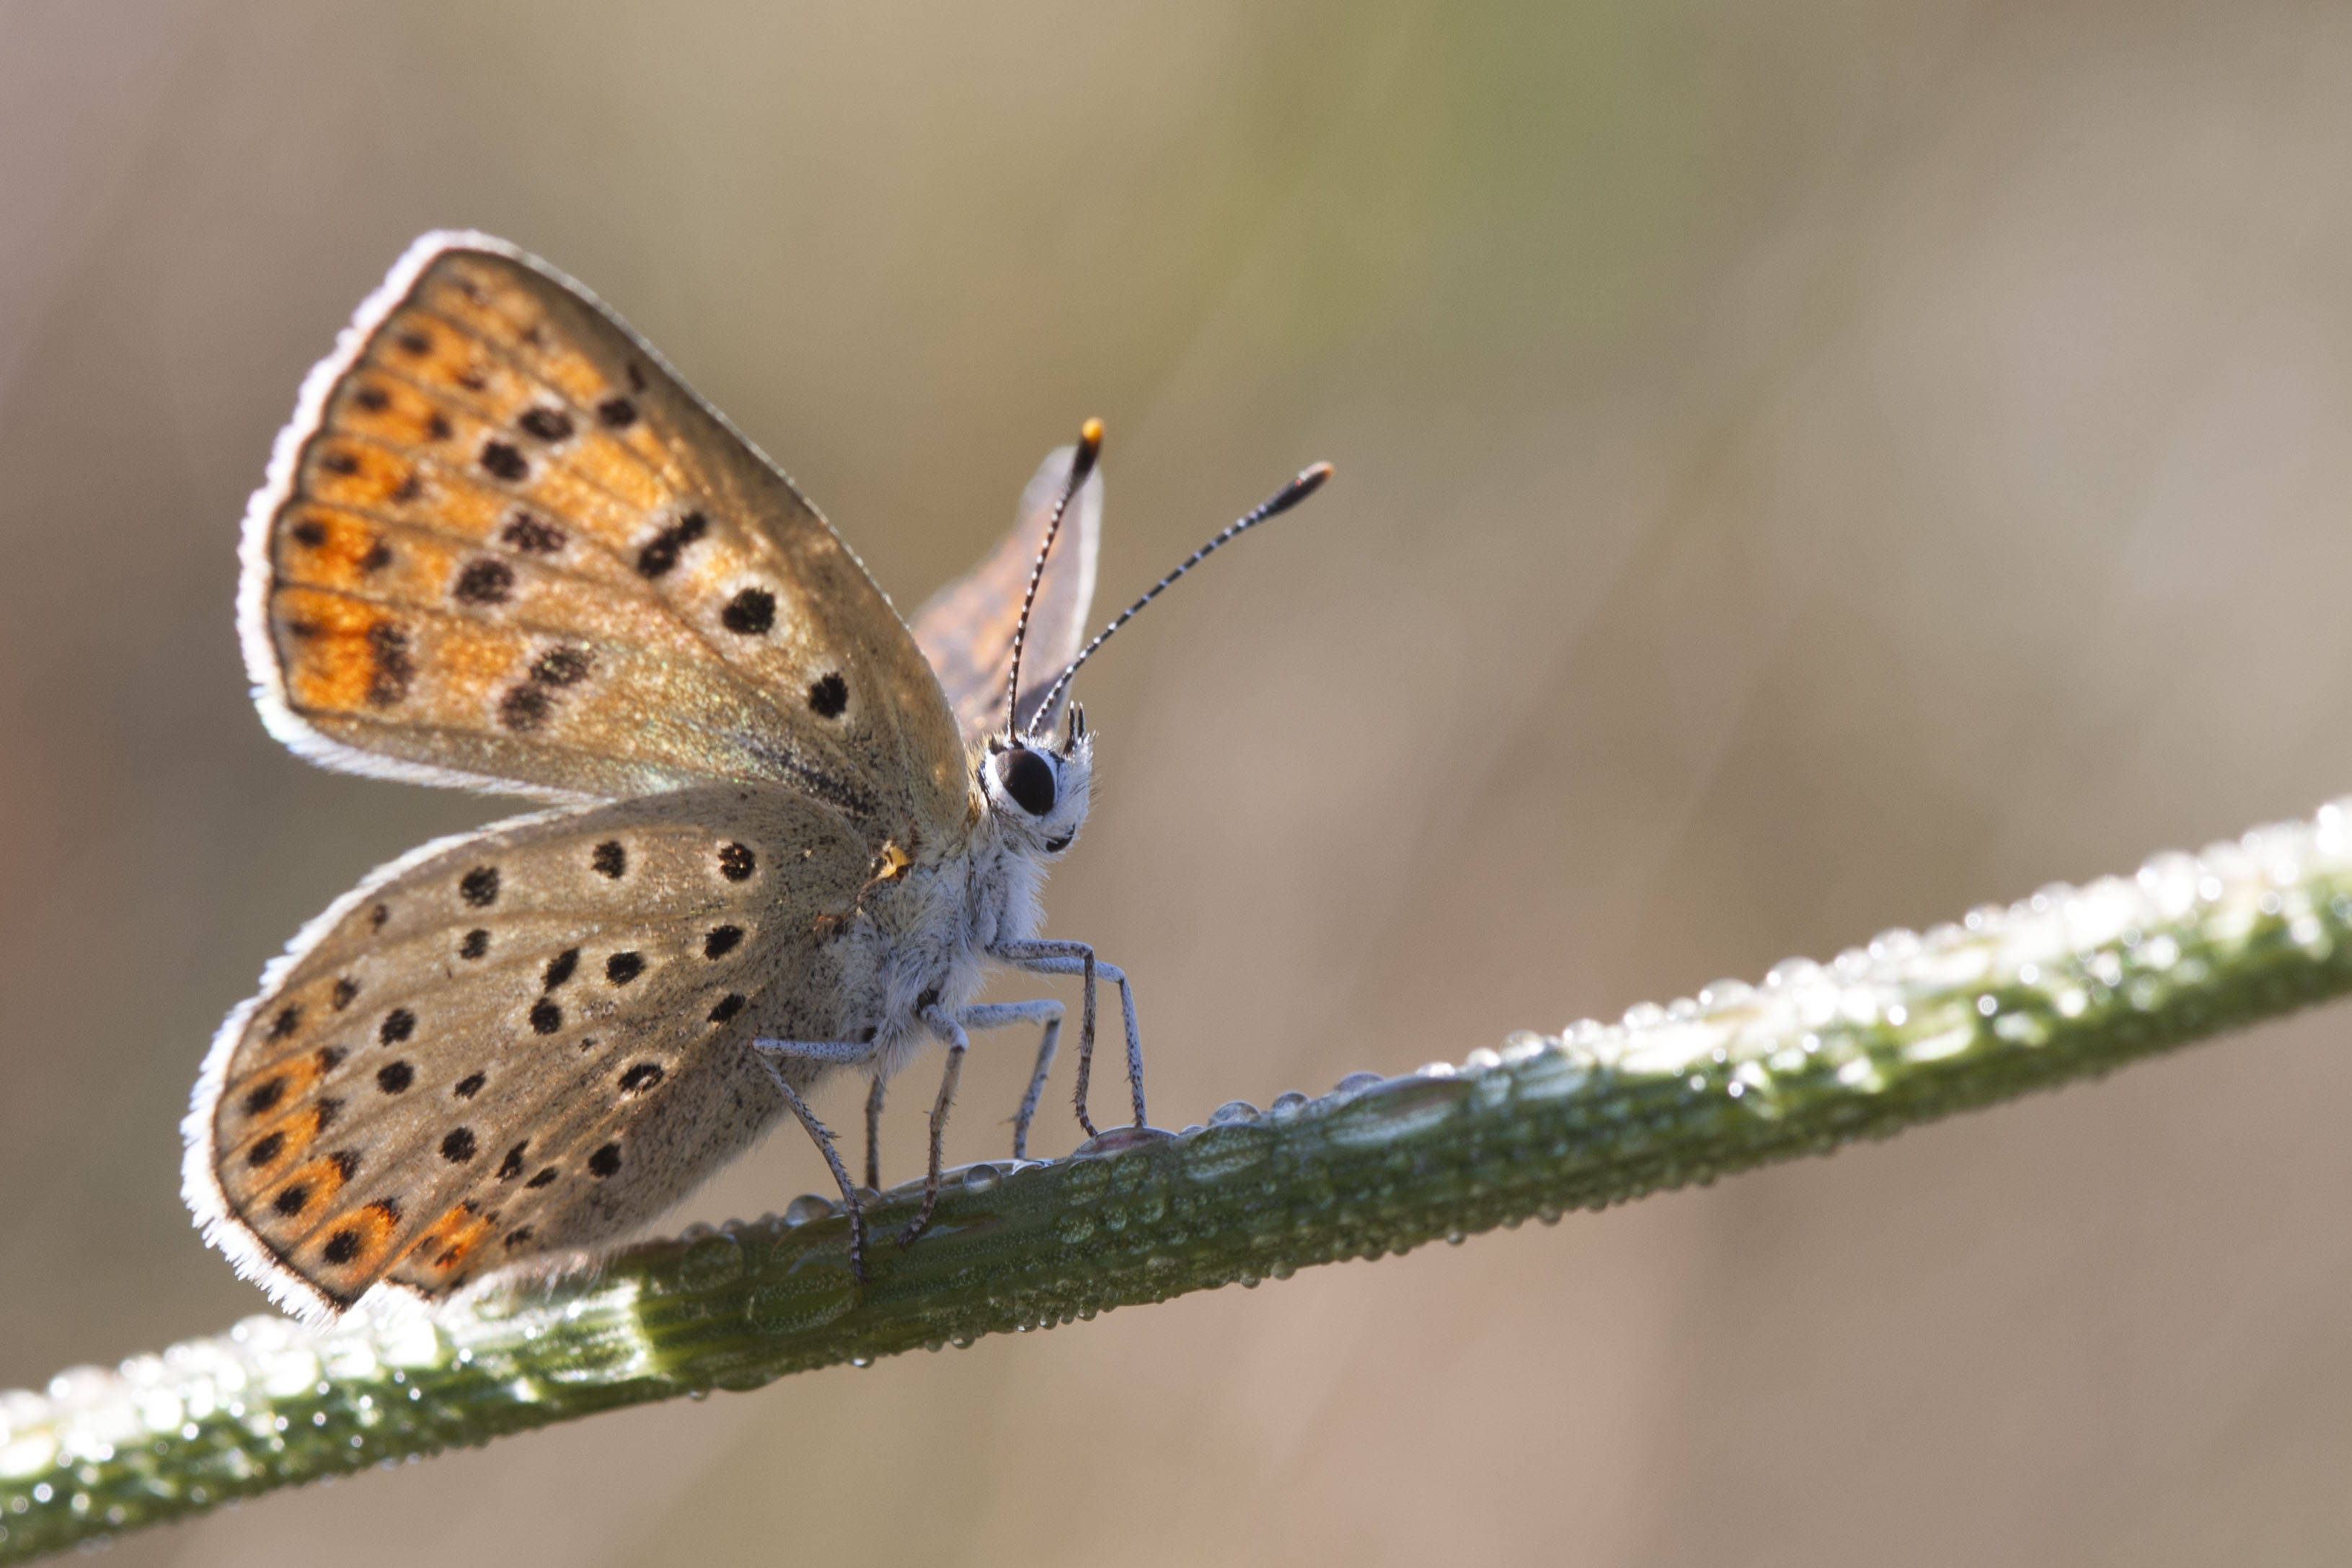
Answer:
(1002, 417, 1104, 744)
(1024, 459, 1335, 737)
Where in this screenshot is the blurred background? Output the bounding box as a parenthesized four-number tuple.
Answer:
(7, 1, 2352, 1562)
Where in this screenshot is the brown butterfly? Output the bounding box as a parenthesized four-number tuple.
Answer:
(183, 231, 1328, 1321)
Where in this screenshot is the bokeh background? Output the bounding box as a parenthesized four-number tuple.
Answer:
(8, 2, 2352, 1562)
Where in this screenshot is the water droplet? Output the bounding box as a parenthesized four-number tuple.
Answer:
(850, 1357, 872, 1368)
(1208, 1099, 1260, 1125)
(1332, 1071, 1385, 1094)
(1069, 1125, 1175, 1158)
(1268, 1091, 1311, 1116)
(1446, 1231, 1467, 1246)
(962, 1163, 1000, 1192)
(783, 1193, 836, 1226)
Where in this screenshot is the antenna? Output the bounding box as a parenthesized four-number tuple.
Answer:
(1004, 418, 1104, 742)
(1025, 460, 1335, 735)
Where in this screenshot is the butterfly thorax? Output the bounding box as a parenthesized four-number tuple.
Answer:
(843, 734, 1092, 1081)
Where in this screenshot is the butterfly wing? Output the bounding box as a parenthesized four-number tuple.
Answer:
(183, 785, 879, 1321)
(242, 231, 970, 841)
(909, 445, 1101, 746)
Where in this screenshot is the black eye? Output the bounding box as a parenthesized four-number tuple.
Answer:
(995, 747, 1056, 816)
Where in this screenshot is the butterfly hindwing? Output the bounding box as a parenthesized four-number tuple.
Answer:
(911, 445, 1101, 746)
(184, 785, 875, 1320)
(244, 231, 971, 839)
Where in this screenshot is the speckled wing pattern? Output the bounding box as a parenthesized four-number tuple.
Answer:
(189, 789, 874, 1318)
(910, 446, 1100, 746)
(238, 230, 968, 830)
(193, 232, 986, 1321)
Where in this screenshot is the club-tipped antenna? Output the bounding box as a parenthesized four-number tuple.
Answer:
(1004, 418, 1105, 741)
(1025, 460, 1335, 735)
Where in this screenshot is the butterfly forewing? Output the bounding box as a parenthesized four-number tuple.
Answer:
(188, 787, 875, 1319)
(247, 232, 971, 839)
(911, 446, 1101, 746)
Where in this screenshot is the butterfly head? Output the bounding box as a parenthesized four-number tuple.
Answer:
(984, 703, 1092, 856)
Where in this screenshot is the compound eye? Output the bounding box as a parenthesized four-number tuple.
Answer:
(995, 746, 1056, 817)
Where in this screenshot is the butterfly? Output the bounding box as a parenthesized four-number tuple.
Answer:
(182, 231, 1329, 1321)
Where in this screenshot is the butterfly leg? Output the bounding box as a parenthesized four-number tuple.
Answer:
(959, 999, 1064, 1159)
(751, 1038, 880, 1281)
(901, 1004, 971, 1246)
(864, 1077, 887, 1193)
(989, 941, 1145, 1136)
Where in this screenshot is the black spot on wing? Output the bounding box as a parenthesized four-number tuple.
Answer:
(807, 672, 849, 719)
(500, 512, 565, 553)
(366, 624, 414, 707)
(721, 588, 775, 634)
(591, 840, 626, 878)
(518, 407, 574, 442)
(532, 646, 593, 686)
(635, 512, 708, 578)
(459, 867, 500, 908)
(454, 558, 515, 606)
(479, 440, 529, 482)
(498, 684, 552, 731)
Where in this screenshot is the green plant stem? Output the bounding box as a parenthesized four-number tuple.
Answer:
(10, 799, 2352, 1561)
